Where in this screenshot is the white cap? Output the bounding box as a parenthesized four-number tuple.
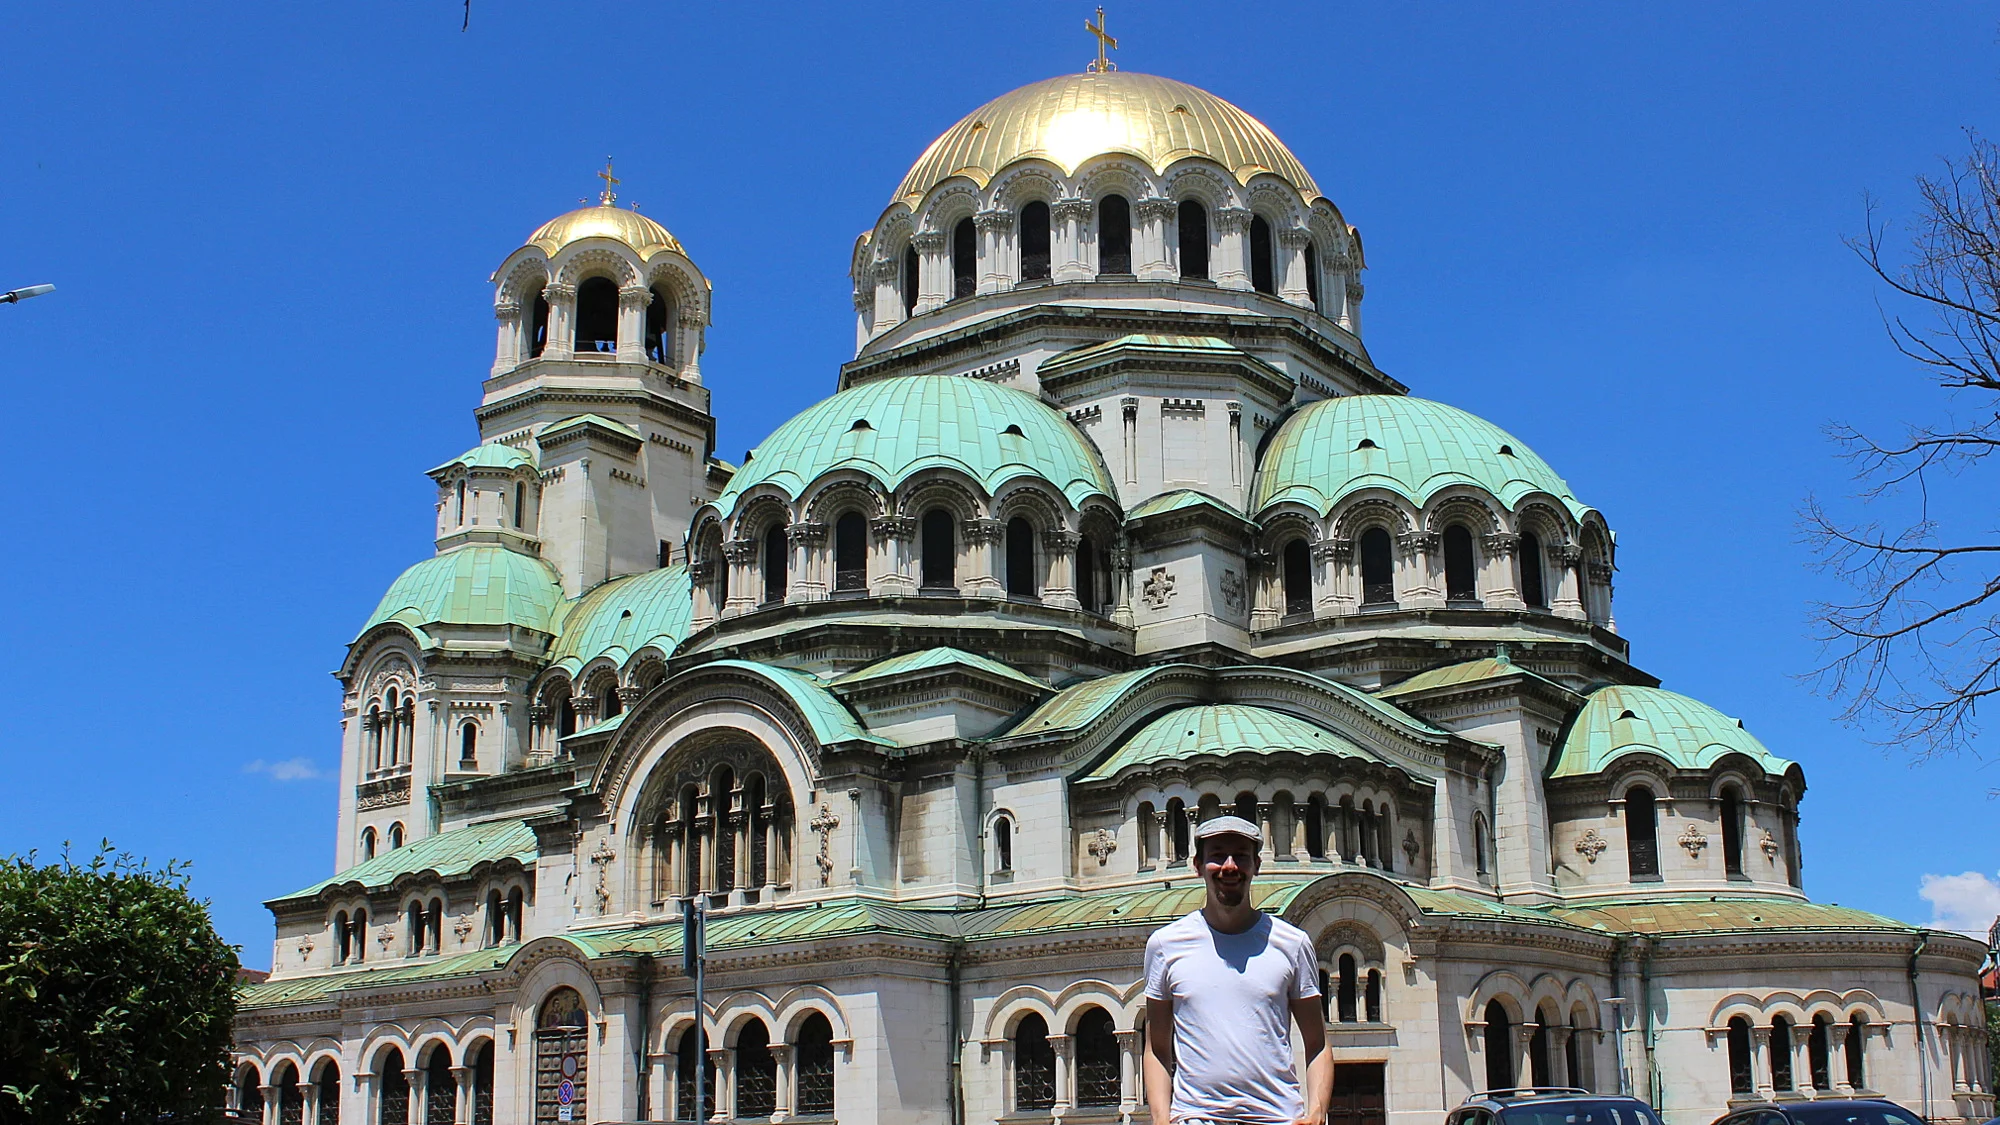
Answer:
(1190, 814, 1262, 844)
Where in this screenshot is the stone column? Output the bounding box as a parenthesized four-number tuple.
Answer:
(689, 560, 717, 629)
(300, 1080, 320, 1125)
(913, 231, 948, 313)
(650, 1051, 673, 1122)
(1481, 533, 1523, 609)
(770, 1044, 796, 1122)
(1248, 548, 1280, 630)
(1052, 198, 1092, 281)
(722, 539, 758, 617)
(1311, 542, 1343, 618)
(1049, 1034, 1074, 1116)
(787, 522, 828, 603)
(975, 209, 1014, 295)
(1829, 1024, 1854, 1095)
(678, 308, 705, 383)
(872, 256, 905, 337)
(1550, 543, 1586, 620)
(1120, 396, 1140, 487)
(870, 516, 916, 595)
(1549, 1026, 1576, 1086)
(257, 1085, 280, 1125)
(1345, 278, 1365, 336)
(1110, 541, 1135, 628)
(451, 1065, 474, 1125)
(761, 804, 780, 895)
(965, 519, 1006, 598)
(1278, 228, 1313, 306)
(1397, 531, 1443, 608)
(1751, 1027, 1775, 1098)
(1213, 207, 1253, 290)
(1116, 1030, 1143, 1114)
(1257, 802, 1279, 862)
(1136, 197, 1177, 281)
(542, 283, 577, 360)
(403, 1068, 423, 1125)
(1588, 560, 1617, 630)
(492, 301, 521, 376)
(1042, 528, 1080, 608)
(617, 285, 650, 361)
(709, 1048, 734, 1122)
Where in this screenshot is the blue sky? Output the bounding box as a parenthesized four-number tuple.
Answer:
(4, 3, 1997, 968)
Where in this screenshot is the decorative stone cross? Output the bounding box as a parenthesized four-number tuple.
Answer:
(588, 841, 617, 913)
(1575, 828, 1608, 863)
(377, 925, 395, 952)
(453, 914, 474, 945)
(810, 804, 841, 886)
(1677, 824, 1707, 859)
(1088, 828, 1117, 866)
(1141, 567, 1175, 609)
(298, 935, 314, 961)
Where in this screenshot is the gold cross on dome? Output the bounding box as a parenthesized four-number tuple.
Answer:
(597, 156, 620, 205)
(1086, 7, 1118, 73)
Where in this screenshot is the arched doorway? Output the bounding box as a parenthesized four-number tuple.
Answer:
(535, 987, 589, 1123)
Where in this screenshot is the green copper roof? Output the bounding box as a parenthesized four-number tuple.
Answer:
(271, 819, 537, 905)
(1548, 685, 1796, 780)
(692, 660, 892, 748)
(1252, 396, 1592, 520)
(1377, 655, 1567, 699)
(541, 413, 640, 441)
(1126, 489, 1247, 521)
(429, 442, 536, 476)
(1011, 667, 1156, 737)
(547, 566, 694, 677)
(239, 947, 513, 1010)
(1084, 703, 1382, 781)
(357, 546, 566, 644)
(831, 647, 1046, 691)
(712, 374, 1116, 517)
(1546, 897, 1913, 935)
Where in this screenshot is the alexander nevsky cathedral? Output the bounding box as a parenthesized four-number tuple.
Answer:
(229, 52, 1994, 1125)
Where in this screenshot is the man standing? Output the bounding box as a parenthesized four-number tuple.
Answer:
(1144, 815, 1331, 1125)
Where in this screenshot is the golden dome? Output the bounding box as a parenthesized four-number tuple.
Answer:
(527, 204, 684, 258)
(894, 71, 1321, 206)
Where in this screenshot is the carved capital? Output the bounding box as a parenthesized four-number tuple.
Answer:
(686, 560, 714, 582)
(494, 301, 521, 319)
(618, 285, 652, 310)
(1041, 528, 1080, 550)
(722, 538, 759, 563)
(966, 518, 1005, 544)
(1482, 532, 1520, 557)
(1050, 197, 1092, 222)
(1213, 207, 1254, 233)
(1135, 196, 1178, 221)
(1345, 279, 1365, 301)
(912, 230, 947, 251)
(543, 282, 577, 302)
(973, 208, 1014, 233)
(873, 257, 904, 281)
(1550, 543, 1584, 566)
(1277, 226, 1313, 248)
(870, 516, 916, 542)
(787, 521, 828, 545)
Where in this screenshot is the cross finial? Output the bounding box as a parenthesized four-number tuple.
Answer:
(597, 156, 620, 206)
(1086, 6, 1117, 73)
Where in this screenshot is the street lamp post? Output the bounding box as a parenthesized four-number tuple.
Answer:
(2, 284, 54, 304)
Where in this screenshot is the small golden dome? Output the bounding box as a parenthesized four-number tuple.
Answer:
(895, 71, 1321, 206)
(527, 204, 684, 258)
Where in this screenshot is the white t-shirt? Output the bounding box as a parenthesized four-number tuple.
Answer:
(1144, 909, 1320, 1124)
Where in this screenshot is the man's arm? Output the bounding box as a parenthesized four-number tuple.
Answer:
(1144, 995, 1176, 1125)
(1291, 995, 1332, 1125)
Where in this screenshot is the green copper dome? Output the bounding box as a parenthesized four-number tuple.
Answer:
(713, 375, 1116, 517)
(1549, 685, 1797, 780)
(358, 545, 566, 643)
(429, 441, 536, 476)
(1085, 703, 1382, 781)
(1252, 396, 1591, 519)
(547, 565, 694, 677)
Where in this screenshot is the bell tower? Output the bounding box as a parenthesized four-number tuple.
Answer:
(480, 168, 725, 596)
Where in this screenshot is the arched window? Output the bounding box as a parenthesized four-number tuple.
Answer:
(1098, 195, 1132, 275)
(574, 276, 619, 353)
(1727, 1018, 1755, 1094)
(1520, 531, 1547, 609)
(1625, 786, 1660, 878)
(424, 1044, 455, 1125)
(469, 1042, 493, 1125)
(1530, 1007, 1554, 1088)
(601, 683, 623, 719)
(504, 888, 524, 944)
(349, 909, 366, 963)
(514, 485, 525, 529)
(1721, 787, 1745, 876)
(1304, 796, 1326, 859)
(1484, 1001, 1514, 1091)
(1234, 792, 1259, 825)
(1809, 1015, 1833, 1091)
(1473, 814, 1489, 876)
(675, 1025, 716, 1122)
(271, 1062, 302, 1125)
(710, 767, 737, 895)
(334, 910, 351, 963)
(315, 1059, 343, 1125)
(557, 692, 577, 739)
(901, 244, 919, 316)
(795, 1013, 836, 1116)
(459, 722, 478, 767)
(746, 774, 769, 889)
(644, 285, 673, 364)
(1020, 201, 1051, 281)
(368, 704, 384, 770)
(377, 1048, 409, 1125)
(951, 218, 976, 299)
(679, 783, 703, 896)
(834, 512, 867, 591)
(483, 890, 503, 947)
(1075, 535, 1100, 613)
(1137, 801, 1157, 865)
(762, 523, 788, 604)
(361, 827, 377, 861)
(1443, 525, 1477, 602)
(1771, 1016, 1795, 1090)
(1360, 528, 1395, 605)
(1168, 798, 1189, 861)
(1005, 517, 1037, 597)
(1365, 969, 1383, 1023)
(426, 896, 443, 954)
(993, 816, 1013, 873)
(456, 480, 468, 525)
(1283, 538, 1312, 616)
(537, 989, 589, 1121)
(921, 509, 956, 589)
(1178, 201, 1209, 280)
(1337, 953, 1359, 1022)
(1846, 1014, 1867, 1089)
(736, 1020, 777, 1118)
(1250, 215, 1275, 294)
(1074, 1007, 1120, 1107)
(385, 688, 401, 765)
(1304, 241, 1322, 311)
(388, 822, 405, 850)
(1013, 1014, 1056, 1110)
(529, 291, 550, 358)
(405, 900, 424, 957)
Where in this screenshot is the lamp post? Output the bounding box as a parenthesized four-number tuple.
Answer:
(1605, 997, 1630, 1097)
(2, 283, 54, 304)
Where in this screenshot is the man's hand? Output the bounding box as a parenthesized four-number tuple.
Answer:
(1145, 996, 1176, 1125)
(1291, 995, 1332, 1125)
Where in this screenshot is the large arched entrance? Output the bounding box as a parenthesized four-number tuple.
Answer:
(535, 987, 588, 1123)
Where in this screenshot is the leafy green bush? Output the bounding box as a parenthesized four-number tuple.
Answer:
(0, 844, 239, 1124)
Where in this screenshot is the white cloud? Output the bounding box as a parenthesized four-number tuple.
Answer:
(244, 757, 327, 782)
(1917, 870, 2000, 937)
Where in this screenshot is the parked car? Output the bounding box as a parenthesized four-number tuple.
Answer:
(1448, 1088, 1665, 1125)
(1708, 1099, 1927, 1125)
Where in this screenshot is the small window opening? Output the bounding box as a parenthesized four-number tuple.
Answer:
(1443, 525, 1477, 602)
(1360, 527, 1394, 606)
(762, 524, 788, 604)
(1250, 215, 1275, 294)
(459, 722, 477, 767)
(644, 286, 673, 364)
(1075, 535, 1100, 614)
(1013, 1014, 1055, 1111)
(515, 485, 526, 529)
(1728, 1016, 1754, 1094)
(1519, 530, 1547, 608)
(1005, 517, 1037, 598)
(951, 218, 976, 300)
(1178, 201, 1209, 279)
(1074, 1008, 1120, 1107)
(1809, 1015, 1833, 1091)
(1846, 1014, 1867, 1088)
(574, 276, 619, 353)
(556, 691, 576, 739)
(1356, 438, 1378, 450)
(1020, 201, 1051, 281)
(1098, 195, 1132, 275)
(834, 512, 867, 592)
(1282, 538, 1312, 616)
(850, 418, 871, 431)
(1498, 444, 1515, 456)
(1168, 798, 1189, 861)
(361, 827, 377, 862)
(1304, 241, 1321, 310)
(1626, 786, 1660, 878)
(388, 822, 405, 850)
(1001, 423, 1024, 437)
(994, 816, 1013, 872)
(529, 291, 549, 357)
(1365, 969, 1382, 1023)
(902, 244, 919, 316)
(1721, 787, 1745, 876)
(1337, 953, 1358, 1022)
(659, 539, 671, 569)
(921, 509, 956, 589)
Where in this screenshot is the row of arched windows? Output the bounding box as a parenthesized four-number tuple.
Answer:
(365, 689, 415, 774)
(1481, 1000, 1595, 1093)
(1012, 1008, 1123, 1112)
(1133, 792, 1403, 873)
(358, 821, 404, 862)
(1724, 1013, 1867, 1096)
(522, 280, 676, 364)
(1320, 953, 1385, 1024)
(655, 767, 794, 904)
(329, 884, 523, 966)
(443, 478, 530, 535)
(1618, 784, 1798, 886)
(1276, 527, 1562, 620)
(670, 1012, 838, 1120)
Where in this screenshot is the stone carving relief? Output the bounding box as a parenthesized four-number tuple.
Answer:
(1575, 828, 1608, 863)
(810, 804, 841, 886)
(1220, 569, 1245, 613)
(1678, 824, 1707, 859)
(1141, 567, 1175, 609)
(1088, 828, 1118, 866)
(1760, 830, 1780, 861)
